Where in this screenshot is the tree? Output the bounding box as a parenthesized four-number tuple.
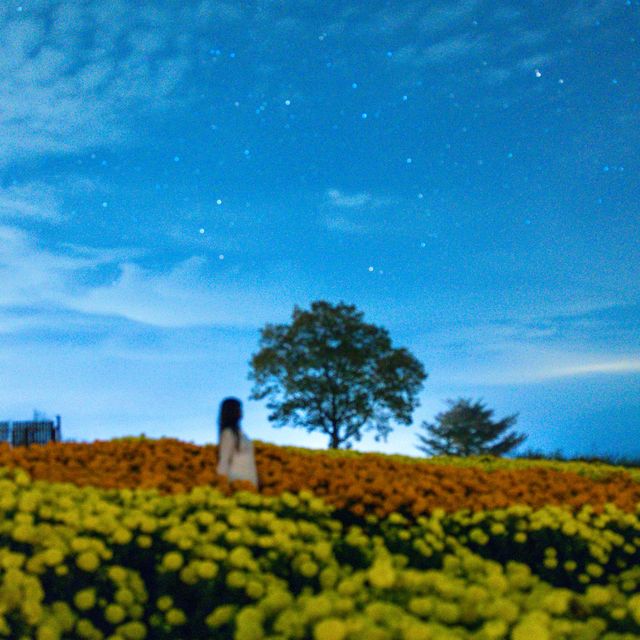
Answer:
(415, 397, 526, 457)
(248, 300, 428, 449)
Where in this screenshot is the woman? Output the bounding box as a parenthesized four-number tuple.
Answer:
(216, 397, 259, 488)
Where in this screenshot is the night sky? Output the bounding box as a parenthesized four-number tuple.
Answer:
(1, 0, 638, 457)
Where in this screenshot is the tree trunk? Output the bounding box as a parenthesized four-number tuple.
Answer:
(329, 423, 340, 449)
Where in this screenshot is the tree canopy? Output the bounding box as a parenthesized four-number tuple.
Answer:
(415, 397, 526, 457)
(248, 300, 427, 449)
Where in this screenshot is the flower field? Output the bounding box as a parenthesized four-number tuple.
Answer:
(0, 439, 639, 639)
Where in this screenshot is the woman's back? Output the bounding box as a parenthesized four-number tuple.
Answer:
(217, 426, 258, 487)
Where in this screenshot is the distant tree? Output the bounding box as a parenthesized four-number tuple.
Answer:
(416, 397, 526, 457)
(249, 300, 428, 449)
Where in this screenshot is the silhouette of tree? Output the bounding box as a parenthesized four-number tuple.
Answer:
(249, 300, 427, 449)
(416, 397, 526, 457)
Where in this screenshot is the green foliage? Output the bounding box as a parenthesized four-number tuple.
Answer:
(416, 397, 526, 457)
(248, 300, 427, 449)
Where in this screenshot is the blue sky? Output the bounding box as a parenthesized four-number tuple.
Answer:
(0, 0, 638, 458)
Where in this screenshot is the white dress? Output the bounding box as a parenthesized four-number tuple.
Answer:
(216, 428, 258, 487)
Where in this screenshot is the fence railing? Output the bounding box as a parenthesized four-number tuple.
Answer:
(0, 416, 61, 447)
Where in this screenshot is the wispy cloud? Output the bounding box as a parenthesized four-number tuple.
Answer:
(322, 189, 397, 235)
(323, 216, 369, 235)
(327, 189, 373, 208)
(0, 182, 63, 221)
(0, 1, 242, 166)
(544, 359, 640, 378)
(564, 0, 621, 29)
(0, 225, 307, 329)
(416, 306, 640, 386)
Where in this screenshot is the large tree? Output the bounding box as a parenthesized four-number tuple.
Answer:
(248, 300, 427, 449)
(415, 397, 526, 457)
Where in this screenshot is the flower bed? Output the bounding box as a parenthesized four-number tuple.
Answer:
(0, 439, 639, 521)
(0, 465, 639, 639)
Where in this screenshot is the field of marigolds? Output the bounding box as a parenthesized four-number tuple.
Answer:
(0, 437, 640, 640)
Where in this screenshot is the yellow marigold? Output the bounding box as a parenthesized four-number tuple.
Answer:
(304, 594, 333, 620)
(104, 604, 127, 625)
(205, 604, 236, 628)
(112, 529, 132, 545)
(179, 564, 199, 585)
(160, 551, 183, 572)
(108, 566, 128, 584)
(135, 535, 152, 549)
(228, 546, 253, 568)
(511, 612, 550, 640)
(586, 563, 604, 578)
(226, 570, 246, 589)
(165, 608, 186, 626)
(36, 624, 61, 640)
(115, 621, 147, 640)
(367, 558, 396, 589)
(115, 590, 135, 608)
(314, 618, 347, 640)
(400, 622, 432, 640)
(76, 551, 100, 572)
(50, 602, 76, 633)
(245, 579, 265, 600)
(408, 597, 434, 618)
(196, 561, 218, 580)
(584, 585, 611, 607)
(300, 560, 319, 578)
(74, 589, 97, 611)
(480, 619, 508, 640)
(75, 618, 101, 639)
(627, 594, 640, 624)
(42, 548, 65, 567)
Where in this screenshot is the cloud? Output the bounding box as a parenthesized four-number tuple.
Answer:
(0, 225, 306, 329)
(564, 0, 621, 29)
(543, 359, 640, 379)
(0, 1, 242, 166)
(323, 216, 369, 235)
(0, 182, 63, 221)
(327, 189, 373, 208)
(322, 189, 398, 235)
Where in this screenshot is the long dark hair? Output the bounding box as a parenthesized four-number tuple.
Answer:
(218, 397, 242, 451)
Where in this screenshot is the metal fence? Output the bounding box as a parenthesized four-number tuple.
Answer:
(0, 416, 61, 446)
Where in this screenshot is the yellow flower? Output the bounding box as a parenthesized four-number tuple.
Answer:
(314, 618, 347, 640)
(75, 618, 101, 639)
(245, 579, 265, 600)
(226, 570, 246, 589)
(135, 535, 152, 549)
(36, 624, 61, 640)
(76, 551, 100, 572)
(108, 566, 128, 584)
(156, 596, 173, 612)
(628, 594, 640, 624)
(205, 605, 236, 628)
(196, 561, 218, 580)
(367, 558, 396, 589)
(42, 548, 65, 567)
(74, 589, 97, 611)
(160, 551, 183, 572)
(115, 621, 147, 640)
(115, 590, 135, 608)
(304, 595, 332, 620)
(300, 560, 319, 578)
(112, 529, 133, 545)
(584, 585, 611, 607)
(165, 608, 187, 626)
(104, 604, 127, 625)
